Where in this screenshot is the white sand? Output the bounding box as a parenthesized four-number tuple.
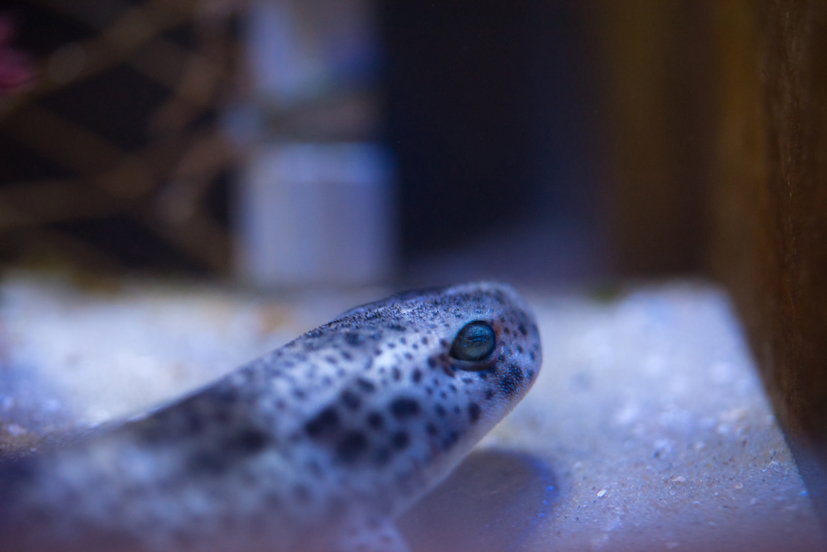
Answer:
(1, 276, 823, 550)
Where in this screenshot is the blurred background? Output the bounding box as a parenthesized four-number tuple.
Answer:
(0, 0, 700, 288)
(3, 0, 827, 544)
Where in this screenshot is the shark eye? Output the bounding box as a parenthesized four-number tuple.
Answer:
(450, 321, 496, 362)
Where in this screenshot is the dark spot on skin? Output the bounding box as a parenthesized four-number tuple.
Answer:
(392, 367, 402, 381)
(440, 391, 448, 399)
(391, 398, 420, 418)
(210, 387, 238, 406)
(461, 377, 473, 384)
(392, 431, 410, 450)
(356, 378, 376, 393)
(405, 352, 414, 360)
(427, 357, 437, 368)
(306, 460, 322, 477)
(367, 412, 384, 429)
(388, 324, 406, 332)
(453, 406, 460, 414)
(443, 365, 456, 378)
(449, 384, 457, 393)
(440, 339, 448, 348)
(337, 432, 369, 463)
(304, 340, 323, 352)
(345, 333, 363, 346)
(388, 343, 396, 349)
(426, 423, 438, 436)
(422, 337, 429, 345)
(485, 389, 494, 400)
(425, 387, 433, 395)
(342, 351, 353, 361)
(215, 408, 232, 424)
(0, 459, 36, 489)
(435, 404, 446, 417)
(305, 407, 339, 438)
(527, 369, 535, 380)
(478, 371, 489, 380)
(500, 364, 525, 396)
(188, 451, 229, 475)
(325, 355, 338, 364)
(373, 448, 391, 466)
(469, 403, 481, 423)
(341, 390, 361, 411)
(503, 327, 511, 336)
(400, 337, 407, 345)
(412, 369, 422, 383)
(293, 389, 305, 399)
(187, 413, 204, 434)
(229, 428, 271, 454)
(441, 431, 459, 451)
(530, 352, 536, 361)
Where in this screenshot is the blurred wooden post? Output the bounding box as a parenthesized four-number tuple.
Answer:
(598, 0, 713, 276)
(599, 0, 827, 522)
(710, 0, 827, 521)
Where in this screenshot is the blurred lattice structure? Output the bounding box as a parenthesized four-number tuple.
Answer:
(0, 0, 242, 275)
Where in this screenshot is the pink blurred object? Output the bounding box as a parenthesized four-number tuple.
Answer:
(0, 14, 35, 93)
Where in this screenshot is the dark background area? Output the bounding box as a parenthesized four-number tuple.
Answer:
(2, 1, 607, 282)
(384, 2, 601, 259)
(383, 1, 606, 286)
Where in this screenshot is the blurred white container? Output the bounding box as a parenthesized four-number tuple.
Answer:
(236, 143, 395, 287)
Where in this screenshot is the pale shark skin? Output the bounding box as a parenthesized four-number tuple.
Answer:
(0, 282, 542, 552)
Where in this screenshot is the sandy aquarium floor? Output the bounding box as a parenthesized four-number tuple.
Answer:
(0, 274, 824, 551)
